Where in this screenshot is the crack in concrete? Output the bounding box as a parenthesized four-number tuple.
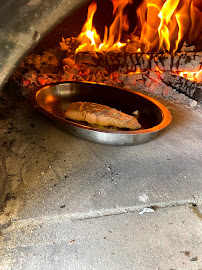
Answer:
(2, 199, 202, 232)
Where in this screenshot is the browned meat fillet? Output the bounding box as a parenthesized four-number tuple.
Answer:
(65, 102, 141, 130)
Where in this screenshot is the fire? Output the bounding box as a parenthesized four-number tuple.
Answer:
(135, 0, 201, 52)
(157, 0, 180, 52)
(76, 1, 101, 52)
(179, 70, 202, 83)
(76, 0, 201, 54)
(76, 0, 131, 52)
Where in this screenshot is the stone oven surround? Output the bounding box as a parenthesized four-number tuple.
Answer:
(0, 0, 89, 90)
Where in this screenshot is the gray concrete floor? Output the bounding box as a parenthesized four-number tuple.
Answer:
(0, 97, 202, 269)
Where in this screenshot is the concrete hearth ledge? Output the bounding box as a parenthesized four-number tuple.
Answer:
(1, 205, 202, 269)
(0, 96, 202, 269)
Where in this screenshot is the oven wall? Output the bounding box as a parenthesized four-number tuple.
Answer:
(0, 0, 89, 91)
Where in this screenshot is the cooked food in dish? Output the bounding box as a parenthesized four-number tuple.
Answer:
(65, 101, 141, 130)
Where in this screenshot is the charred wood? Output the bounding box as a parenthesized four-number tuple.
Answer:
(60, 38, 202, 73)
(60, 37, 80, 57)
(75, 52, 105, 67)
(160, 72, 202, 102)
(74, 51, 202, 74)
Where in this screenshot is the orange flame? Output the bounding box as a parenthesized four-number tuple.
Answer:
(76, 0, 201, 55)
(179, 70, 202, 82)
(134, 0, 202, 52)
(76, 1, 101, 52)
(76, 0, 132, 52)
(158, 0, 180, 52)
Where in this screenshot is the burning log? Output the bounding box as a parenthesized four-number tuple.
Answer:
(73, 50, 202, 74)
(118, 70, 202, 103)
(160, 72, 202, 102)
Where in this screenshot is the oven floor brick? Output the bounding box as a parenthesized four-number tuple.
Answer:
(2, 99, 202, 219)
(0, 98, 202, 269)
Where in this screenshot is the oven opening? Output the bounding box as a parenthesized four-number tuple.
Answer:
(0, 1, 202, 268)
(4, 0, 202, 103)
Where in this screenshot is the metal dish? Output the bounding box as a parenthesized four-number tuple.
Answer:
(35, 81, 172, 145)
